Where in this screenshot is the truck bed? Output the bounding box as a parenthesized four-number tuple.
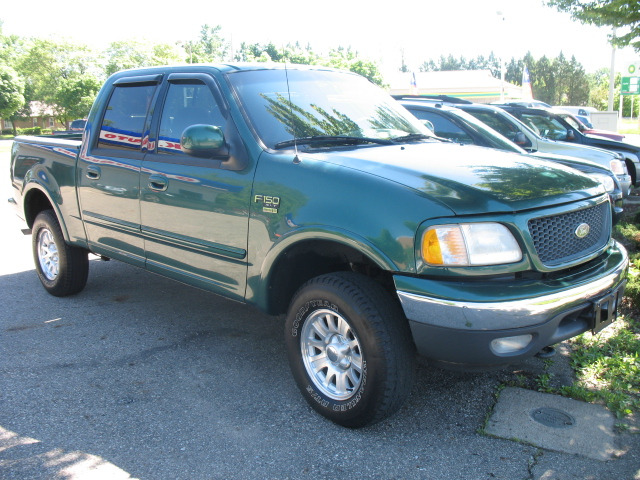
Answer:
(11, 135, 82, 182)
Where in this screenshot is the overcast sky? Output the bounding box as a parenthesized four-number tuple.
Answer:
(1, 0, 638, 76)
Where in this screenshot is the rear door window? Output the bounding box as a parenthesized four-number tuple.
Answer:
(98, 84, 157, 150)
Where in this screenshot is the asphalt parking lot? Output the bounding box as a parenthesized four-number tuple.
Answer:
(1, 141, 638, 480)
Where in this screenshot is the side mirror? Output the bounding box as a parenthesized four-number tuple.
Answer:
(566, 129, 576, 141)
(421, 120, 435, 134)
(181, 124, 229, 158)
(513, 131, 531, 147)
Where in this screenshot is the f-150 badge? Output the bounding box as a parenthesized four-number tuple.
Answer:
(254, 194, 280, 213)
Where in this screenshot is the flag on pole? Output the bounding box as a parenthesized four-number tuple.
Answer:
(410, 72, 417, 94)
(522, 66, 533, 100)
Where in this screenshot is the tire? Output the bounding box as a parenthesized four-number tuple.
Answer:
(285, 272, 415, 428)
(32, 210, 89, 296)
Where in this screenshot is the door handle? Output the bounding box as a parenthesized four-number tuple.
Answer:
(148, 174, 168, 192)
(86, 165, 101, 180)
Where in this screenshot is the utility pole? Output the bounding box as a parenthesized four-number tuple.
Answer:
(497, 11, 506, 102)
(608, 28, 616, 112)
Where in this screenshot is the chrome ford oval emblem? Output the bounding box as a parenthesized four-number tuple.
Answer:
(575, 223, 590, 239)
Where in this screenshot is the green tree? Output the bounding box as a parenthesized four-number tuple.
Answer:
(562, 55, 590, 105)
(399, 50, 409, 73)
(437, 54, 466, 71)
(524, 52, 589, 105)
(0, 65, 25, 135)
(546, 0, 640, 51)
(233, 43, 385, 86)
(281, 42, 319, 65)
(505, 57, 525, 85)
(0, 22, 26, 68)
(531, 55, 557, 104)
(417, 52, 501, 78)
(419, 59, 438, 72)
(104, 39, 181, 76)
(235, 42, 319, 64)
(587, 68, 611, 110)
(17, 39, 99, 102)
(183, 24, 229, 63)
(322, 47, 385, 86)
(13, 38, 102, 127)
(53, 74, 101, 127)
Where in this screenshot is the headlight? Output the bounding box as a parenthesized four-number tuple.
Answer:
(609, 159, 626, 175)
(422, 223, 522, 266)
(587, 172, 616, 193)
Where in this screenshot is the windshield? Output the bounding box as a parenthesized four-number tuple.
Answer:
(557, 113, 584, 130)
(447, 109, 525, 153)
(519, 113, 569, 141)
(227, 68, 429, 150)
(462, 108, 540, 143)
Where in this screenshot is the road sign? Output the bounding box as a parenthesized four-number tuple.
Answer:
(621, 76, 640, 95)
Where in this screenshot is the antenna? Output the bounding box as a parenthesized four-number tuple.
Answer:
(283, 61, 301, 164)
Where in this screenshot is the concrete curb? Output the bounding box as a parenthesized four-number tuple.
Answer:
(486, 387, 621, 461)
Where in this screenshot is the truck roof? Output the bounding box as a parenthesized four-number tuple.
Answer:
(110, 62, 346, 78)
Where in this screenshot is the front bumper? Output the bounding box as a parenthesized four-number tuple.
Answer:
(395, 242, 628, 368)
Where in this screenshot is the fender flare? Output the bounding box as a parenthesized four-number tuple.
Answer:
(252, 226, 406, 312)
(263, 226, 400, 274)
(22, 179, 71, 243)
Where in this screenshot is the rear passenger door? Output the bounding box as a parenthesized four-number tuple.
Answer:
(139, 73, 254, 301)
(78, 75, 161, 266)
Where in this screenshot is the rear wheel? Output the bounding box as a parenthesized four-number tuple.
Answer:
(285, 272, 415, 427)
(32, 210, 89, 296)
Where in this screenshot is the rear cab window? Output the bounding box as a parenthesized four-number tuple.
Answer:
(96, 76, 160, 152)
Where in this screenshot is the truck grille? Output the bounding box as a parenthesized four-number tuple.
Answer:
(528, 202, 610, 266)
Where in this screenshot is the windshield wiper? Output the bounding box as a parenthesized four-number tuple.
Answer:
(392, 133, 450, 143)
(274, 135, 394, 150)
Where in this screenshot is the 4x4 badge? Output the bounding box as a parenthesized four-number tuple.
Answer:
(575, 223, 590, 239)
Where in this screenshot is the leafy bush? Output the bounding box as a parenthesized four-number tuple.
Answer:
(564, 316, 640, 417)
(561, 207, 640, 417)
(614, 213, 640, 310)
(17, 127, 42, 135)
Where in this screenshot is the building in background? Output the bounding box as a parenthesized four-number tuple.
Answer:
(389, 70, 524, 103)
(1, 101, 66, 133)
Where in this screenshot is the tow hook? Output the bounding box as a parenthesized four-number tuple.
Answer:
(535, 346, 556, 359)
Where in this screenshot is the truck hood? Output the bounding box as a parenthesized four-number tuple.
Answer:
(536, 137, 620, 162)
(306, 142, 604, 215)
(583, 134, 640, 153)
(528, 151, 605, 172)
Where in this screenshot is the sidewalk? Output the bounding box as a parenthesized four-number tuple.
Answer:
(485, 343, 640, 478)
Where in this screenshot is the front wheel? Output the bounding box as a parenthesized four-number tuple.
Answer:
(285, 272, 415, 428)
(32, 210, 89, 296)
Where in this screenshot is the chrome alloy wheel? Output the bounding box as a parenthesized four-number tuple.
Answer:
(300, 309, 364, 401)
(37, 227, 59, 281)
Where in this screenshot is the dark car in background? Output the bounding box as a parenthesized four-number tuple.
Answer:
(397, 97, 624, 220)
(69, 119, 87, 131)
(410, 99, 633, 195)
(53, 119, 86, 136)
(555, 106, 598, 127)
(553, 110, 625, 142)
(495, 104, 640, 186)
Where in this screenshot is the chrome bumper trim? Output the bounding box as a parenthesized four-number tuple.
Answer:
(397, 257, 628, 331)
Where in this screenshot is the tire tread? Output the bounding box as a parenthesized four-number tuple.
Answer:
(288, 271, 415, 427)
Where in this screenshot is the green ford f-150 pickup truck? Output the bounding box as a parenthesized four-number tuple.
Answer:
(9, 64, 629, 427)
